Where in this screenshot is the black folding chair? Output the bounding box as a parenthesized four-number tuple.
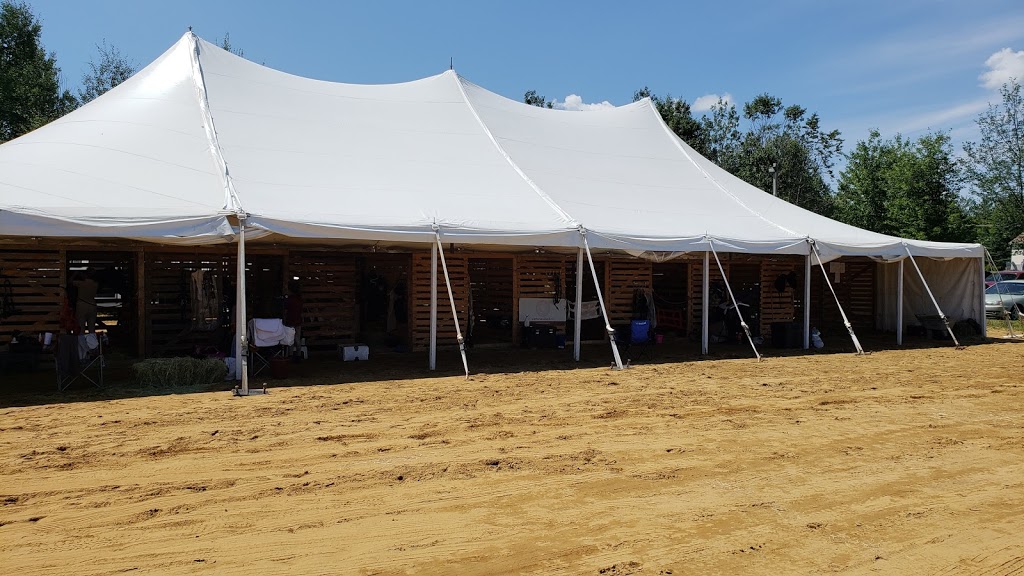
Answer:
(55, 334, 103, 391)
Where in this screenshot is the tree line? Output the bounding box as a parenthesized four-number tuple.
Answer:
(526, 83, 1022, 265)
(1, 1, 1020, 264)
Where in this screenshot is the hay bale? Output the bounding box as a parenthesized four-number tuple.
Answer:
(131, 357, 227, 388)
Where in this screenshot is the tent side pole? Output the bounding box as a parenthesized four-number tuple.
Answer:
(237, 219, 249, 393)
(811, 244, 866, 355)
(708, 240, 761, 361)
(904, 245, 961, 347)
(985, 249, 1016, 337)
(702, 251, 709, 355)
(574, 247, 583, 362)
(429, 242, 437, 370)
(435, 232, 469, 379)
(582, 235, 623, 370)
(897, 259, 904, 346)
(803, 252, 811, 350)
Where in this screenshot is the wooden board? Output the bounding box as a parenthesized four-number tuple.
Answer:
(759, 256, 804, 337)
(605, 259, 652, 326)
(810, 257, 876, 336)
(0, 249, 62, 345)
(289, 251, 358, 350)
(410, 250, 470, 351)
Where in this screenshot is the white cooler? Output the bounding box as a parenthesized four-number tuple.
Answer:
(339, 344, 369, 361)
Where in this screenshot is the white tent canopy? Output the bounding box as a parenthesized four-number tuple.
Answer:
(0, 32, 983, 262)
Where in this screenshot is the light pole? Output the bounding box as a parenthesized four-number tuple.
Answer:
(769, 163, 778, 197)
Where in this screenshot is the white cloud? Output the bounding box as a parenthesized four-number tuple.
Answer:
(552, 94, 614, 111)
(692, 92, 733, 112)
(980, 47, 1024, 89)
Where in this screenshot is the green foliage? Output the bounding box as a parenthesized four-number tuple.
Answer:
(725, 93, 842, 215)
(835, 130, 975, 243)
(131, 357, 227, 388)
(0, 0, 76, 143)
(78, 40, 136, 104)
(963, 80, 1024, 264)
(633, 86, 707, 155)
(218, 32, 244, 57)
(524, 90, 553, 108)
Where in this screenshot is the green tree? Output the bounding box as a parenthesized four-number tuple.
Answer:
(633, 87, 708, 156)
(78, 40, 136, 104)
(218, 32, 244, 57)
(0, 0, 76, 142)
(836, 130, 974, 243)
(523, 90, 553, 108)
(730, 94, 842, 215)
(963, 79, 1024, 263)
(698, 97, 741, 166)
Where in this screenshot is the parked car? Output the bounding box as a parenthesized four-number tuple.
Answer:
(985, 280, 1024, 319)
(985, 270, 1024, 288)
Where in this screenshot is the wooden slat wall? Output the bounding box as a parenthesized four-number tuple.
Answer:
(811, 257, 876, 335)
(0, 249, 62, 344)
(410, 250, 470, 351)
(289, 251, 358, 350)
(469, 257, 514, 319)
(605, 259, 653, 326)
(759, 256, 804, 336)
(145, 252, 234, 357)
(689, 258, 727, 337)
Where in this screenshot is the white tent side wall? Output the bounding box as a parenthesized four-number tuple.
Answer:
(876, 257, 984, 333)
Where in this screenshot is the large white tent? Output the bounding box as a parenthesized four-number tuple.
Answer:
(0, 33, 986, 386)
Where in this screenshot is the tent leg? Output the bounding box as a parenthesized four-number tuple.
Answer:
(803, 253, 811, 350)
(435, 232, 469, 379)
(708, 240, 761, 361)
(429, 242, 437, 370)
(702, 251, 709, 355)
(904, 245, 961, 348)
(811, 244, 866, 354)
(582, 235, 623, 370)
(236, 218, 249, 393)
(897, 260, 904, 346)
(574, 247, 583, 362)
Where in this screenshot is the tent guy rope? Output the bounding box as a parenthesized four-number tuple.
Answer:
(903, 244, 962, 349)
(810, 241, 866, 355)
(435, 230, 469, 379)
(708, 239, 761, 361)
(582, 232, 623, 370)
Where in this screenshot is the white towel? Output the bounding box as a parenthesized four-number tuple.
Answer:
(569, 301, 601, 321)
(250, 318, 295, 347)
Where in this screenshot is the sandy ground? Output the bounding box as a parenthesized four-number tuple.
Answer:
(2, 335, 1023, 575)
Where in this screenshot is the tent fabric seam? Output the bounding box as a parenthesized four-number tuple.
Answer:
(188, 32, 243, 215)
(647, 101, 806, 243)
(451, 72, 580, 231)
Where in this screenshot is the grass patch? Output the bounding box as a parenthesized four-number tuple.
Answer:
(131, 357, 227, 388)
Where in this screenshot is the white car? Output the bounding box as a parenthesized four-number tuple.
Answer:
(985, 280, 1024, 320)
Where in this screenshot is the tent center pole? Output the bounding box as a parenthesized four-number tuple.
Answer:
(582, 234, 623, 370)
(803, 252, 811, 350)
(435, 231, 469, 379)
(236, 217, 249, 394)
(429, 238, 438, 370)
(897, 259, 904, 346)
(708, 240, 761, 361)
(702, 251, 709, 355)
(574, 247, 584, 362)
(904, 245, 961, 348)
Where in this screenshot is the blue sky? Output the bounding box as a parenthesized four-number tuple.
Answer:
(28, 0, 1024, 163)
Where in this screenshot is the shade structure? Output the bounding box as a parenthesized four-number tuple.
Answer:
(1, 32, 983, 262)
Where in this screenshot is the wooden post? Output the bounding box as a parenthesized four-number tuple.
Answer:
(136, 248, 146, 357)
(511, 254, 520, 346)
